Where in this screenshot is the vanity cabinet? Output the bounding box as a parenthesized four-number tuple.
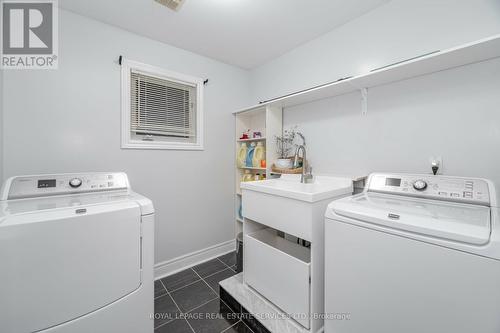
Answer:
(240, 175, 357, 332)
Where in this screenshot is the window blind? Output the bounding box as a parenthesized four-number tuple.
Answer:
(130, 70, 196, 139)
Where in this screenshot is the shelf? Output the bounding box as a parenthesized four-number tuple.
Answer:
(234, 34, 500, 113)
(237, 137, 266, 142)
(238, 167, 266, 171)
(234, 105, 282, 240)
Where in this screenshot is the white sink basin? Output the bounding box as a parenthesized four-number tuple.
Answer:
(240, 174, 352, 203)
(241, 175, 354, 240)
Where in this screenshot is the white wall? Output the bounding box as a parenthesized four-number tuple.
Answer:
(250, 0, 500, 102)
(2, 10, 250, 265)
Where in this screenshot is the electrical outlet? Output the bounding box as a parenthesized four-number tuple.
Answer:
(429, 156, 443, 175)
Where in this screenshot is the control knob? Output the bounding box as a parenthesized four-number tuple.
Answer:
(69, 178, 83, 188)
(413, 180, 427, 191)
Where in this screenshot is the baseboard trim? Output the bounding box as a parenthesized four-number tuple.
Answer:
(154, 239, 236, 280)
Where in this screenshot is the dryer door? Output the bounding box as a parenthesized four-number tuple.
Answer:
(0, 201, 142, 333)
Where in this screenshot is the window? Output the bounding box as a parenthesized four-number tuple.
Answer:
(121, 59, 204, 150)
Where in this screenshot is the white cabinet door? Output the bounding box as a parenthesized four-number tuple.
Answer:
(245, 230, 311, 329)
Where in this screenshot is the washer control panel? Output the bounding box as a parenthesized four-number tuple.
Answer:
(2, 172, 129, 200)
(367, 173, 491, 206)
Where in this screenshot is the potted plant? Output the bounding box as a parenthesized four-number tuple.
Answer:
(275, 126, 298, 169)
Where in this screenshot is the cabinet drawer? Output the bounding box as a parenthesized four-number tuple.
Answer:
(245, 229, 311, 329)
(242, 189, 313, 241)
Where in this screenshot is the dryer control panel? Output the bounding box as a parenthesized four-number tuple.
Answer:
(367, 173, 491, 206)
(1, 172, 129, 200)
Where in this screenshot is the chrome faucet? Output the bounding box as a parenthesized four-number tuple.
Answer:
(294, 145, 313, 183)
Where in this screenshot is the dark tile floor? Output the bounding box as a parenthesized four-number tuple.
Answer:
(154, 252, 253, 333)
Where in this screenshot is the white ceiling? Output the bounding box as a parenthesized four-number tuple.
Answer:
(60, 0, 389, 69)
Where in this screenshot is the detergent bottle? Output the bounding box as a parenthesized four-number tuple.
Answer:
(236, 143, 248, 168)
(246, 143, 255, 167)
(252, 142, 265, 168)
(242, 170, 254, 182)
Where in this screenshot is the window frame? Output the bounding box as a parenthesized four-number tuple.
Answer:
(121, 59, 204, 150)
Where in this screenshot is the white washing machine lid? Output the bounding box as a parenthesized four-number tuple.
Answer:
(0, 172, 154, 217)
(0, 190, 153, 219)
(330, 192, 491, 245)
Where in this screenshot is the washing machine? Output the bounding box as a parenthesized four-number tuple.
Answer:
(324, 172, 500, 333)
(0, 172, 154, 333)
